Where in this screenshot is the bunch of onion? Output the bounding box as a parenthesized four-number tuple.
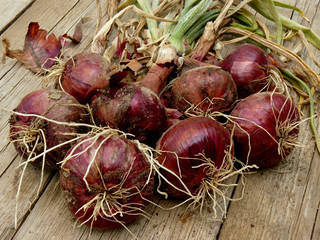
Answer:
(59, 128, 155, 234)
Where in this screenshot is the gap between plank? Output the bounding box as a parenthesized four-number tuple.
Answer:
(215, 172, 242, 240)
(310, 200, 320, 239)
(0, 0, 36, 36)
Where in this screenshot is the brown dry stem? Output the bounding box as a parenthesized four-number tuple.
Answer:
(91, 4, 177, 55)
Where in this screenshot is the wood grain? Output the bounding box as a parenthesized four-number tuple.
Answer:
(0, 0, 35, 34)
(1, 0, 320, 239)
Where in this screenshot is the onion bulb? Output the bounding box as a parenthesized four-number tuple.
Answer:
(90, 82, 168, 145)
(61, 52, 112, 103)
(219, 44, 272, 99)
(226, 92, 300, 167)
(156, 116, 233, 199)
(169, 66, 237, 114)
(9, 89, 88, 168)
(60, 133, 154, 229)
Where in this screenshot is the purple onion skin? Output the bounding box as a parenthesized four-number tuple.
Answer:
(170, 67, 238, 113)
(156, 117, 232, 199)
(61, 52, 112, 104)
(90, 83, 168, 145)
(9, 89, 87, 169)
(226, 92, 300, 168)
(219, 44, 271, 99)
(60, 134, 154, 229)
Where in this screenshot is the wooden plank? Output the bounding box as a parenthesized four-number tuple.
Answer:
(1, 0, 320, 240)
(0, 157, 53, 240)
(13, 173, 236, 239)
(0, 0, 80, 78)
(0, 0, 35, 34)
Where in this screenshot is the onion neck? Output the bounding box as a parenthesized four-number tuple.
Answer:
(137, 0, 158, 41)
(168, 0, 213, 55)
(139, 63, 174, 95)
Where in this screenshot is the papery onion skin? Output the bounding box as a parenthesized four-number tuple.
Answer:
(61, 52, 112, 103)
(9, 89, 88, 169)
(156, 117, 232, 198)
(90, 83, 168, 145)
(170, 67, 237, 114)
(226, 92, 300, 168)
(60, 134, 154, 229)
(219, 44, 271, 99)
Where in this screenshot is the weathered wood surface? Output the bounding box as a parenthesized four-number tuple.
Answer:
(0, 0, 35, 33)
(0, 0, 319, 239)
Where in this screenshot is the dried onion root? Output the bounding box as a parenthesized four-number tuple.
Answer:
(154, 116, 257, 220)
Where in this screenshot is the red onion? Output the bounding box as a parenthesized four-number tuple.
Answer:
(9, 89, 88, 169)
(226, 92, 300, 168)
(169, 66, 237, 114)
(90, 82, 168, 145)
(156, 116, 233, 199)
(60, 133, 154, 229)
(219, 44, 271, 99)
(61, 52, 112, 103)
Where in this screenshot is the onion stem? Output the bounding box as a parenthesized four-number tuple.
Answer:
(249, 0, 320, 49)
(281, 68, 320, 153)
(230, 11, 258, 32)
(249, 0, 283, 45)
(151, 0, 160, 10)
(168, 0, 213, 54)
(273, 1, 310, 22)
(185, 9, 221, 44)
(137, 0, 158, 41)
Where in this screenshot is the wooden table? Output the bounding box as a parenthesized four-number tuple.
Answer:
(1, 1, 320, 239)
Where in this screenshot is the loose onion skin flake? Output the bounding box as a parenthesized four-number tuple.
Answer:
(226, 92, 300, 168)
(219, 44, 271, 99)
(90, 82, 168, 145)
(9, 89, 88, 169)
(60, 134, 154, 229)
(156, 116, 233, 199)
(2, 22, 62, 73)
(170, 66, 237, 114)
(61, 52, 112, 103)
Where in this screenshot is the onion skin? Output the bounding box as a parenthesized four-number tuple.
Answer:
(61, 52, 112, 103)
(219, 44, 271, 99)
(226, 92, 300, 168)
(60, 134, 154, 229)
(90, 83, 168, 145)
(170, 67, 237, 114)
(9, 89, 87, 169)
(156, 117, 232, 198)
